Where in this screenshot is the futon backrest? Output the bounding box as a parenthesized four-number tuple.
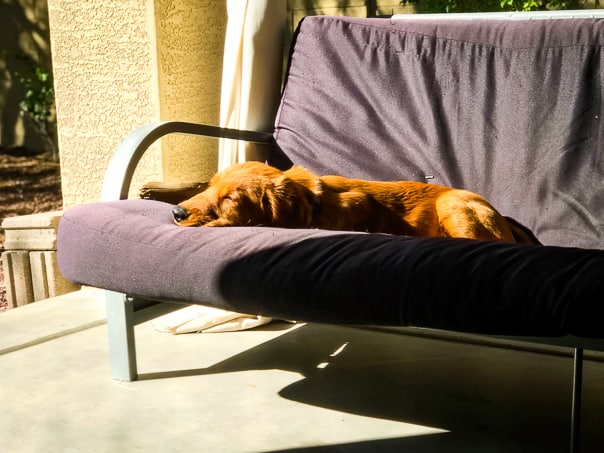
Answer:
(271, 15, 604, 249)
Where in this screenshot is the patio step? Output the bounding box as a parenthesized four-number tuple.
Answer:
(0, 288, 106, 355)
(1, 211, 80, 308)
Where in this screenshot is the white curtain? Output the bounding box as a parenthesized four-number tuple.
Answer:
(218, 0, 286, 170)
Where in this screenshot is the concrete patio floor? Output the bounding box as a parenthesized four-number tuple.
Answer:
(2, 289, 604, 452)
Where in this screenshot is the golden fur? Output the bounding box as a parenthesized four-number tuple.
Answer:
(172, 161, 539, 244)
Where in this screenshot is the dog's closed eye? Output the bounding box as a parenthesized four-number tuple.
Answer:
(207, 204, 222, 220)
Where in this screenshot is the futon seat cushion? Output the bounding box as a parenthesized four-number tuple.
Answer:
(58, 199, 604, 337)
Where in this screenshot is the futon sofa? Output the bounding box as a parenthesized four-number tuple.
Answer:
(57, 12, 604, 451)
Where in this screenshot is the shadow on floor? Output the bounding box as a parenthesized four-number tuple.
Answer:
(141, 323, 604, 452)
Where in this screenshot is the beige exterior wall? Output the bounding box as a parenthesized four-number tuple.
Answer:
(155, 0, 226, 184)
(48, 0, 163, 207)
(48, 0, 412, 207)
(48, 0, 226, 207)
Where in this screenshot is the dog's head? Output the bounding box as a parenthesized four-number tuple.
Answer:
(172, 162, 318, 228)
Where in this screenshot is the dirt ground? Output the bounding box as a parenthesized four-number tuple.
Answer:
(0, 147, 63, 311)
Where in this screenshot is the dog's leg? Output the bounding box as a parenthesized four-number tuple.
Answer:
(435, 190, 516, 242)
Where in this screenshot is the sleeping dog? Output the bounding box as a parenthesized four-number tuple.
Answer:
(172, 161, 540, 244)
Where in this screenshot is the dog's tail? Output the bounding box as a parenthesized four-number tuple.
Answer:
(504, 216, 542, 245)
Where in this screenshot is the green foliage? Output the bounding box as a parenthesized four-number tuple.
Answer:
(1, 50, 58, 161)
(19, 66, 55, 124)
(401, 0, 586, 13)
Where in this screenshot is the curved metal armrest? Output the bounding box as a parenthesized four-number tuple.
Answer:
(101, 121, 274, 201)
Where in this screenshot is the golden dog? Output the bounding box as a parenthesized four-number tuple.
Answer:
(172, 161, 539, 244)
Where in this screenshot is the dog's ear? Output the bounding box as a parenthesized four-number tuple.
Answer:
(503, 216, 542, 245)
(262, 175, 315, 228)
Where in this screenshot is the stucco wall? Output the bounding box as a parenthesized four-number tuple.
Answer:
(48, 0, 162, 207)
(48, 0, 226, 207)
(155, 0, 226, 184)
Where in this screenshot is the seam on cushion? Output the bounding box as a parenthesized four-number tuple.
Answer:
(60, 212, 370, 257)
(60, 213, 190, 254)
(311, 16, 604, 52)
(275, 16, 603, 144)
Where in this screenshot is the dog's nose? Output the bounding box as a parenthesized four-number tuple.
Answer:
(172, 206, 190, 222)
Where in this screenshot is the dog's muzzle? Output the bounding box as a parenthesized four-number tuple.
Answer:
(172, 206, 190, 222)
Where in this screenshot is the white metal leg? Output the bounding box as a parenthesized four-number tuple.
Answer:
(105, 290, 138, 381)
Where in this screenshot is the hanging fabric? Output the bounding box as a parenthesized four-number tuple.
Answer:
(218, 0, 286, 170)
